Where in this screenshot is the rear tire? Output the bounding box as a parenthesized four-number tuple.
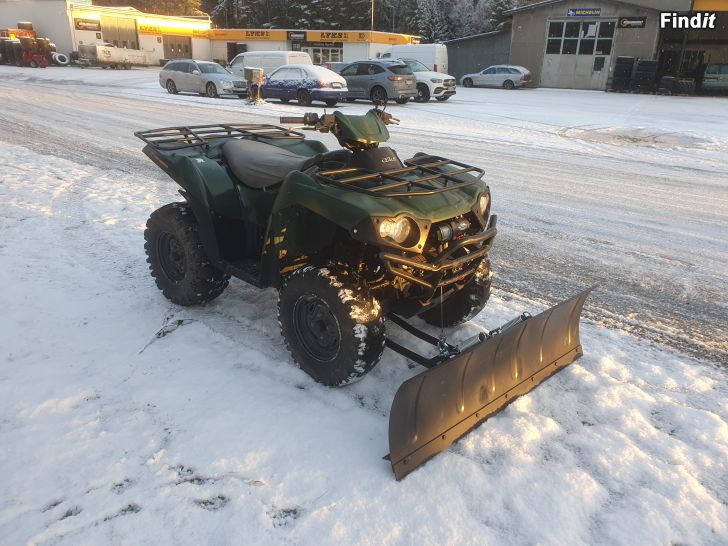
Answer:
(325, 99, 338, 107)
(205, 82, 218, 98)
(144, 203, 230, 306)
(370, 86, 388, 105)
(278, 266, 385, 386)
(503, 79, 515, 90)
(166, 79, 178, 94)
(463, 78, 473, 88)
(419, 260, 492, 327)
(297, 89, 313, 106)
(415, 83, 430, 102)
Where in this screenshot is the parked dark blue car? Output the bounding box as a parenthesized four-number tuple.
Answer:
(262, 64, 348, 106)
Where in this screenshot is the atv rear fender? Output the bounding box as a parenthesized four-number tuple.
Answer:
(143, 145, 243, 219)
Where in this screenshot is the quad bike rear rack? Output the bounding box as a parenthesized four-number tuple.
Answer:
(315, 155, 484, 197)
(384, 287, 593, 480)
(134, 123, 305, 151)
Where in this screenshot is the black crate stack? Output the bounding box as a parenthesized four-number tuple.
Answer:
(610, 56, 634, 92)
(631, 60, 658, 93)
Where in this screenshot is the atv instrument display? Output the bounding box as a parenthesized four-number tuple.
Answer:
(136, 107, 591, 479)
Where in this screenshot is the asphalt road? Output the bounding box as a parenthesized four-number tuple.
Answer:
(1, 66, 726, 365)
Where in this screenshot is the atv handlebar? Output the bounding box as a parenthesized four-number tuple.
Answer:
(279, 109, 399, 130)
(279, 113, 320, 126)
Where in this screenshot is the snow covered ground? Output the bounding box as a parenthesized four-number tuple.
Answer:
(1, 66, 727, 545)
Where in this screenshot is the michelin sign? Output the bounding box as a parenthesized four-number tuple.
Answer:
(567, 8, 602, 16)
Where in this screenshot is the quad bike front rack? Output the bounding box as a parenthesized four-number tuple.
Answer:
(384, 287, 593, 480)
(315, 155, 484, 198)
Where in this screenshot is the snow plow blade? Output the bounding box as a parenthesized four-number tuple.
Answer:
(388, 288, 592, 480)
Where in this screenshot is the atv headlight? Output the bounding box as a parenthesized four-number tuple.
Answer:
(479, 193, 490, 217)
(379, 216, 413, 245)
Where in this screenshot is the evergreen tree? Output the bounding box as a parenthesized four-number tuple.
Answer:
(416, 0, 452, 42)
(94, 0, 204, 16)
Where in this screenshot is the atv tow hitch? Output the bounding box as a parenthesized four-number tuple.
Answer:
(384, 288, 593, 479)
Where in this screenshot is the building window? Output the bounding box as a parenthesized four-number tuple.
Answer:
(599, 21, 616, 38)
(579, 39, 595, 54)
(548, 22, 564, 38)
(596, 39, 612, 55)
(546, 20, 614, 56)
(564, 22, 580, 38)
(546, 39, 561, 54)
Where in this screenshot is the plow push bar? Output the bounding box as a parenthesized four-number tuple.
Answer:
(385, 288, 593, 480)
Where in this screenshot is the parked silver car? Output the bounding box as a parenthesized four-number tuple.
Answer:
(337, 60, 417, 104)
(460, 65, 532, 90)
(159, 59, 247, 98)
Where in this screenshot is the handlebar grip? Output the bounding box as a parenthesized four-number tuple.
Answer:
(279, 116, 306, 124)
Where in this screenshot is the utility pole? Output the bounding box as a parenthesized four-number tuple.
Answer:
(371, 0, 375, 32)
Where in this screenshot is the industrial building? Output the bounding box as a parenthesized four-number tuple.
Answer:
(0, 0, 418, 66)
(446, 0, 728, 89)
(0, 0, 213, 65)
(208, 29, 417, 66)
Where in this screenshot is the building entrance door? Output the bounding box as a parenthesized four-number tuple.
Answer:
(541, 19, 615, 89)
(302, 43, 343, 64)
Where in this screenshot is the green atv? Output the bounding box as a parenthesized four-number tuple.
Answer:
(136, 108, 591, 479)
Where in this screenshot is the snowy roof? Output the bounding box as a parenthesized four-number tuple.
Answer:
(444, 30, 509, 44)
(503, 0, 661, 16)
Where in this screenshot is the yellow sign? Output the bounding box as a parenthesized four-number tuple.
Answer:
(693, 0, 728, 10)
(208, 29, 288, 41)
(207, 28, 419, 45)
(136, 15, 210, 36)
(370, 31, 417, 45)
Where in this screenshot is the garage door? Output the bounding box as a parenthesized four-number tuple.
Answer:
(541, 20, 615, 89)
(100, 16, 138, 49)
(163, 35, 192, 59)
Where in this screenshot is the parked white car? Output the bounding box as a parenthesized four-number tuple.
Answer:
(159, 59, 247, 98)
(380, 43, 448, 74)
(399, 58, 456, 102)
(228, 50, 312, 80)
(460, 65, 532, 90)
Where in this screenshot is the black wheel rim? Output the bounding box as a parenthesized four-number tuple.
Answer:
(417, 86, 426, 101)
(293, 295, 341, 362)
(157, 232, 186, 282)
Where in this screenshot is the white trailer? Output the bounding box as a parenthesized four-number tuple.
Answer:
(77, 44, 150, 69)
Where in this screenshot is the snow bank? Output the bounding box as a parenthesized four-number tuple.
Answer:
(1, 142, 727, 545)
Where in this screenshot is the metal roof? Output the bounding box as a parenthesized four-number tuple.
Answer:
(444, 29, 509, 44)
(503, 0, 661, 16)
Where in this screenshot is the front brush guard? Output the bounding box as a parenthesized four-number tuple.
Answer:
(385, 288, 593, 480)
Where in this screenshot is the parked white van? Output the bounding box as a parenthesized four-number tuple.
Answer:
(228, 51, 312, 78)
(380, 44, 448, 74)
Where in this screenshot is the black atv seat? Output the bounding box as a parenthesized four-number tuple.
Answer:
(222, 138, 315, 189)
